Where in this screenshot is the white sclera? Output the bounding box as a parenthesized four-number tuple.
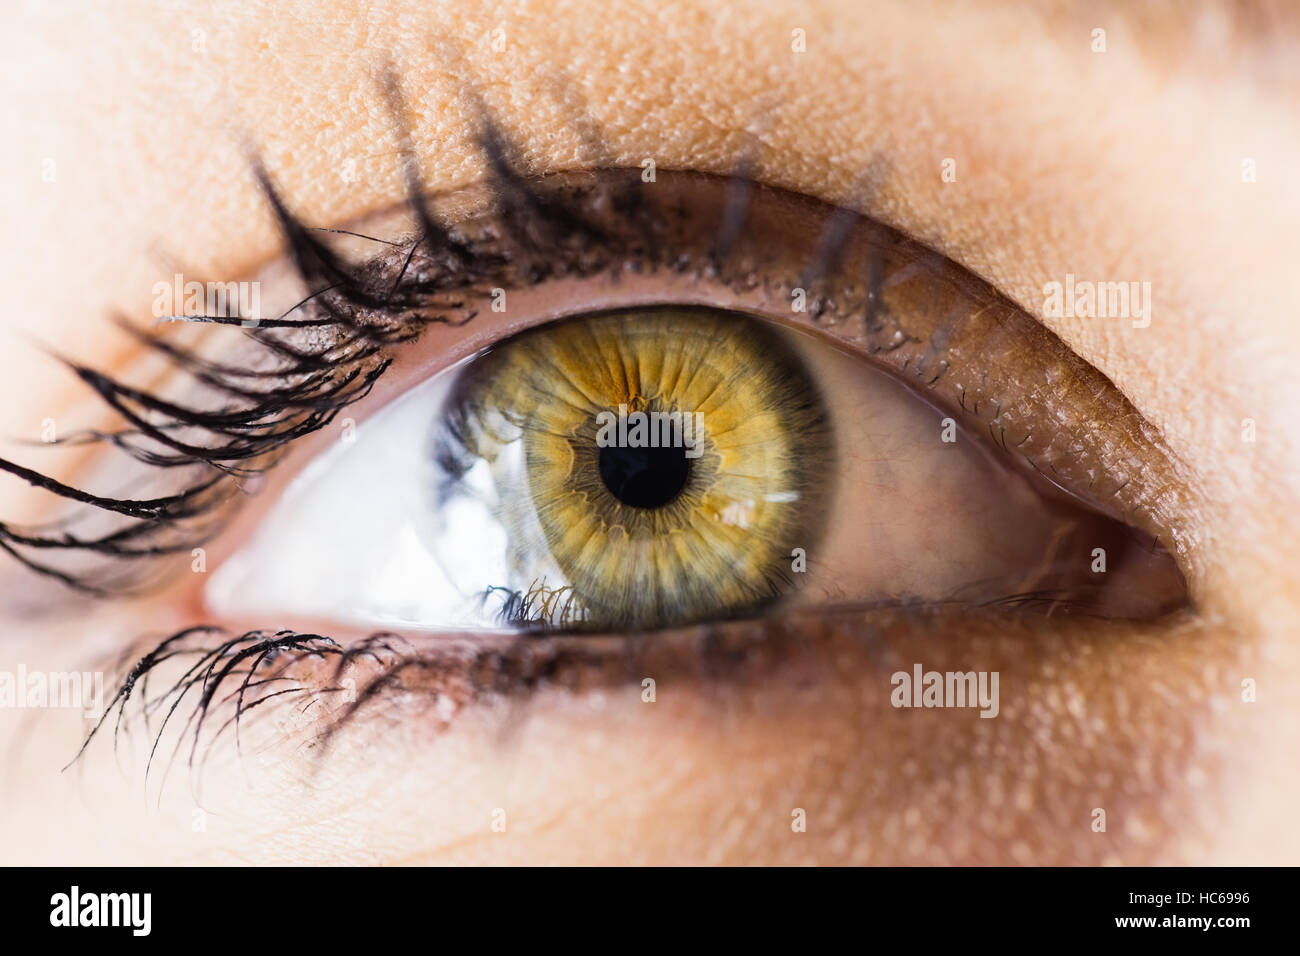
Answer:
(207, 366, 517, 630)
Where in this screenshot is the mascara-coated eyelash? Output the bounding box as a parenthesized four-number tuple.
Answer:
(28, 101, 1194, 778)
(0, 106, 1190, 606)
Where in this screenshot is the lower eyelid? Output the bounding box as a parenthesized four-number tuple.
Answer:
(84, 603, 1202, 785)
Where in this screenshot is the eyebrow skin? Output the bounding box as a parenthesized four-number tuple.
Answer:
(0, 0, 1298, 865)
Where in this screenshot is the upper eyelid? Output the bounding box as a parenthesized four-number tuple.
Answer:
(0, 131, 1194, 602)
(322, 165, 1192, 551)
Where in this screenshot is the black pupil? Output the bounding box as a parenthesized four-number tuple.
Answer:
(598, 443, 690, 509)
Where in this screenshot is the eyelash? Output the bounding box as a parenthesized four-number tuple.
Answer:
(6, 96, 1192, 775)
(0, 103, 1188, 608)
(78, 600, 1076, 791)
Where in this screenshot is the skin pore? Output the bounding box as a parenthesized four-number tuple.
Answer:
(1, 0, 1298, 863)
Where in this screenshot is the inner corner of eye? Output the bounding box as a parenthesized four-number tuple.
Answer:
(206, 305, 1187, 635)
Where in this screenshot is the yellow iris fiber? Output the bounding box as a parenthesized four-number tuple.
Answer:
(445, 308, 832, 629)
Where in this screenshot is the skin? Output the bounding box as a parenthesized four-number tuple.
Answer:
(0, 0, 1298, 864)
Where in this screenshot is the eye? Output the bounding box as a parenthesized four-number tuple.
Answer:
(202, 170, 1187, 633)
